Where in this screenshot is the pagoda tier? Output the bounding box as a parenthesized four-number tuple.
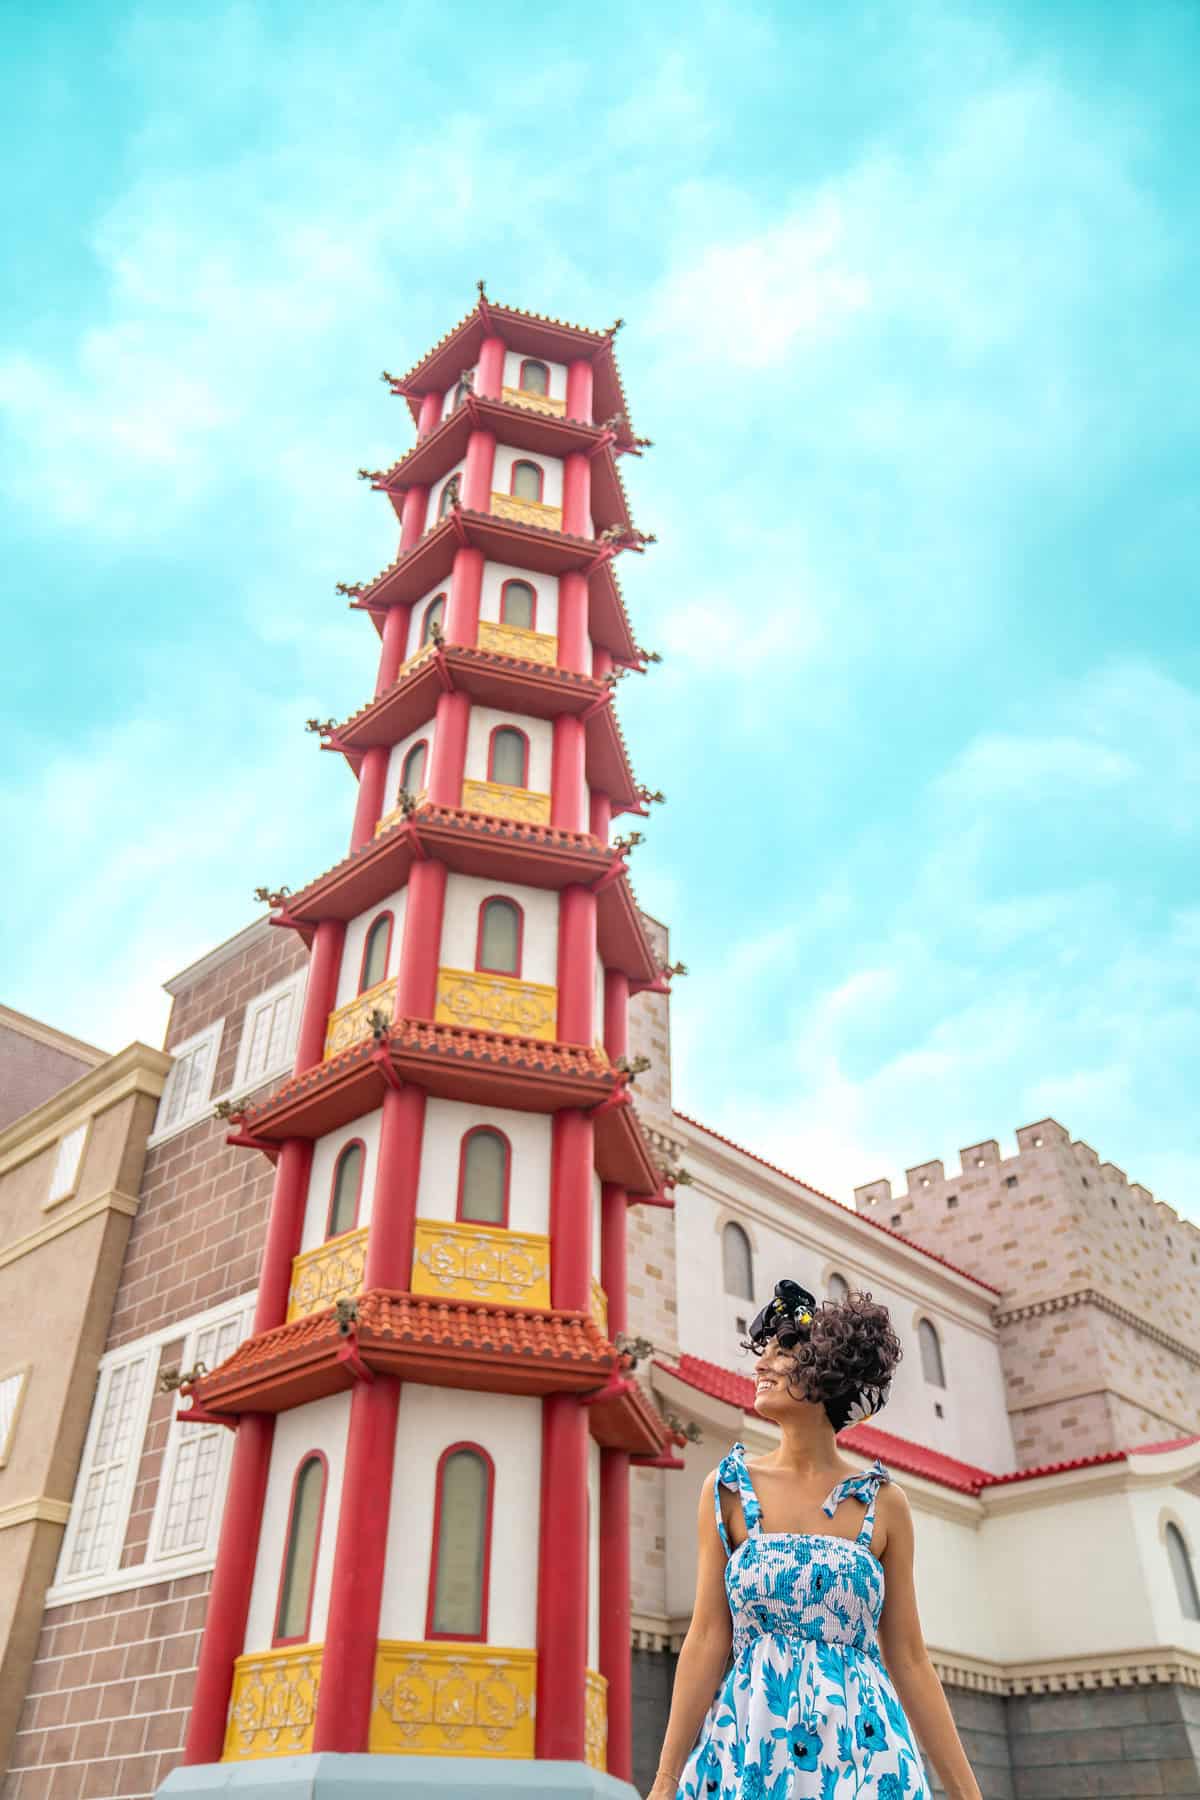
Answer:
(352, 507, 641, 664)
(181, 1292, 668, 1457)
(373, 394, 634, 536)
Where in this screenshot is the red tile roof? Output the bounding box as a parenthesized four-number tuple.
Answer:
(674, 1113, 1002, 1296)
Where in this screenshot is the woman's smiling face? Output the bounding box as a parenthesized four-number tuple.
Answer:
(752, 1339, 811, 1419)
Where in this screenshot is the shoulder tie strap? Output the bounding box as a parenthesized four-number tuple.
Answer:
(821, 1457, 892, 1546)
(713, 1441, 762, 1554)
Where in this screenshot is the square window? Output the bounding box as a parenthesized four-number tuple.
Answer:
(153, 1023, 223, 1141)
(232, 973, 304, 1094)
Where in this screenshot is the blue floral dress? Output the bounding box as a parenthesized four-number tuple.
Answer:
(676, 1442, 932, 1800)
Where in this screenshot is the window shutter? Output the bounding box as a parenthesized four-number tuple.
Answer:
(63, 1355, 150, 1578)
(155, 1312, 245, 1558)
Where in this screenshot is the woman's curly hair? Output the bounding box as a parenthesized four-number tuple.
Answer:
(741, 1291, 903, 1432)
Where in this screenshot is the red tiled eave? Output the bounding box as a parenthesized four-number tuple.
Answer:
(674, 1112, 1002, 1297)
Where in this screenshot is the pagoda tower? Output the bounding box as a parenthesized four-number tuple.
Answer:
(165, 293, 682, 1800)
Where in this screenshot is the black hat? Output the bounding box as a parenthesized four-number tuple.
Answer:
(747, 1278, 818, 1350)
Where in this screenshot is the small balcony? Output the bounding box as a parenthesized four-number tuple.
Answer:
(501, 384, 567, 419)
(371, 1641, 536, 1758)
(460, 777, 551, 826)
(490, 490, 563, 532)
(288, 1226, 369, 1323)
(224, 1645, 322, 1761)
(375, 789, 427, 836)
(324, 977, 397, 1060)
(476, 617, 558, 666)
(412, 1218, 551, 1307)
(435, 967, 557, 1041)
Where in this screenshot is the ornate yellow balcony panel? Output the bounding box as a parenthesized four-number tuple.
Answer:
(589, 1276, 609, 1336)
(585, 1667, 609, 1772)
(435, 968, 557, 1042)
(501, 384, 567, 418)
(490, 491, 564, 532)
(412, 1218, 550, 1307)
(397, 639, 438, 679)
(370, 1641, 536, 1758)
(460, 778, 552, 826)
(223, 1645, 322, 1761)
(477, 618, 558, 665)
(375, 791, 427, 837)
(324, 977, 396, 1060)
(287, 1226, 369, 1322)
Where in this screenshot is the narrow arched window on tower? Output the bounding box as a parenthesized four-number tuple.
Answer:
(722, 1222, 754, 1300)
(510, 461, 543, 502)
(477, 898, 521, 976)
(438, 475, 461, 519)
(519, 360, 550, 397)
(500, 580, 535, 630)
(827, 1271, 850, 1303)
(358, 913, 392, 993)
(458, 1128, 509, 1226)
(274, 1454, 326, 1644)
(1166, 1523, 1200, 1620)
(917, 1318, 946, 1388)
(427, 1445, 493, 1639)
(489, 727, 528, 789)
(420, 594, 446, 646)
(452, 379, 471, 411)
(400, 740, 428, 796)
(326, 1141, 364, 1238)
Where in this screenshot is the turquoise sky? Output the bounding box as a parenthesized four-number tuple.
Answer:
(3, 0, 1198, 1219)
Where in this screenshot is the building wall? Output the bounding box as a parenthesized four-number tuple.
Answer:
(0, 1009, 105, 1134)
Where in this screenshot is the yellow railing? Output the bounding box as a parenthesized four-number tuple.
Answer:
(224, 1646, 322, 1760)
(324, 977, 396, 1060)
(375, 790, 428, 836)
(477, 618, 558, 665)
(501, 384, 567, 418)
(412, 1219, 550, 1307)
(435, 968, 557, 1041)
(396, 638, 438, 680)
(460, 778, 552, 826)
(585, 1667, 609, 1772)
(490, 491, 563, 532)
(287, 1226, 369, 1322)
(371, 1641, 536, 1757)
(589, 1276, 609, 1335)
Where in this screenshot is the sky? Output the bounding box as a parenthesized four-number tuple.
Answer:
(3, 0, 1198, 1220)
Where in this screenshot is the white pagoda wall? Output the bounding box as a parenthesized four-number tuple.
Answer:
(463, 706, 552, 792)
(415, 1096, 552, 1234)
(243, 1392, 352, 1652)
(439, 872, 558, 985)
(479, 561, 561, 638)
(332, 886, 409, 1009)
(299, 1109, 384, 1248)
(501, 351, 567, 401)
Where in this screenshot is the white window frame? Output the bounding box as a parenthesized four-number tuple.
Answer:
(0, 1364, 31, 1468)
(45, 1122, 90, 1210)
(147, 1300, 254, 1567)
(231, 971, 304, 1096)
(47, 1295, 254, 1604)
(148, 1020, 224, 1147)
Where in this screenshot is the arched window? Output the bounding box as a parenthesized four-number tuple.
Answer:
(400, 740, 428, 795)
(917, 1318, 946, 1388)
(458, 1128, 509, 1226)
(358, 912, 392, 994)
(326, 1142, 365, 1239)
(827, 1272, 850, 1303)
(452, 379, 471, 411)
(274, 1454, 326, 1645)
(1166, 1523, 1200, 1620)
(519, 359, 549, 397)
(488, 726, 529, 788)
(438, 475, 461, 519)
(476, 898, 521, 976)
(500, 580, 536, 630)
(722, 1223, 753, 1300)
(420, 594, 446, 646)
(426, 1444, 494, 1640)
(510, 461, 543, 503)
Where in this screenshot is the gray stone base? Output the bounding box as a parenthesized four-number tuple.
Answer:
(158, 1754, 641, 1800)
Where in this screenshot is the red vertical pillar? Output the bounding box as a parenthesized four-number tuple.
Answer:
(562, 452, 591, 538)
(476, 335, 506, 400)
(550, 1109, 594, 1311)
(599, 1446, 632, 1779)
(363, 1085, 427, 1288)
(376, 602, 414, 695)
(293, 919, 346, 1074)
(590, 790, 612, 842)
(395, 859, 447, 1020)
(446, 545, 484, 647)
(427, 690, 470, 808)
(350, 747, 390, 849)
(462, 428, 497, 513)
(593, 645, 614, 682)
(551, 716, 587, 833)
(417, 391, 442, 437)
(557, 571, 590, 674)
(557, 887, 597, 1047)
(535, 1393, 590, 1763)
(400, 483, 429, 547)
(566, 357, 594, 423)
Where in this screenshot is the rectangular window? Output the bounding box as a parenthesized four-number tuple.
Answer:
(0, 1365, 30, 1467)
(46, 1123, 88, 1206)
(232, 973, 304, 1093)
(51, 1296, 252, 1601)
(153, 1023, 223, 1141)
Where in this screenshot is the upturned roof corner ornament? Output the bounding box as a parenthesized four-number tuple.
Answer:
(664, 1410, 702, 1446)
(477, 278, 488, 299)
(380, 369, 398, 386)
(636, 646, 663, 666)
(335, 581, 364, 599)
(458, 365, 475, 391)
(357, 467, 387, 483)
(428, 617, 446, 648)
(334, 1296, 360, 1335)
(305, 718, 337, 736)
(612, 831, 644, 856)
(609, 316, 625, 335)
(664, 959, 688, 979)
(613, 1332, 656, 1370)
(213, 1095, 254, 1123)
(367, 1008, 391, 1042)
(636, 786, 666, 807)
(253, 885, 293, 909)
(614, 1053, 652, 1083)
(395, 786, 421, 818)
(159, 1360, 209, 1395)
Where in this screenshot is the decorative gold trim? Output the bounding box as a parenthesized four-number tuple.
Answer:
(460, 779, 552, 826)
(585, 1667, 608, 1771)
(324, 977, 397, 1060)
(412, 1219, 550, 1307)
(501, 385, 567, 418)
(375, 791, 427, 836)
(477, 619, 558, 665)
(287, 1226, 370, 1321)
(223, 1645, 322, 1759)
(370, 1640, 536, 1757)
(435, 968, 557, 1042)
(396, 639, 439, 681)
(589, 1276, 609, 1335)
(490, 492, 564, 532)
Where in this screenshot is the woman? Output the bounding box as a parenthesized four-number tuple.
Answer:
(646, 1279, 982, 1800)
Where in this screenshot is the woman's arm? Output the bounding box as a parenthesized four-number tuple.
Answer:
(645, 1470, 734, 1799)
(876, 1484, 982, 1800)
